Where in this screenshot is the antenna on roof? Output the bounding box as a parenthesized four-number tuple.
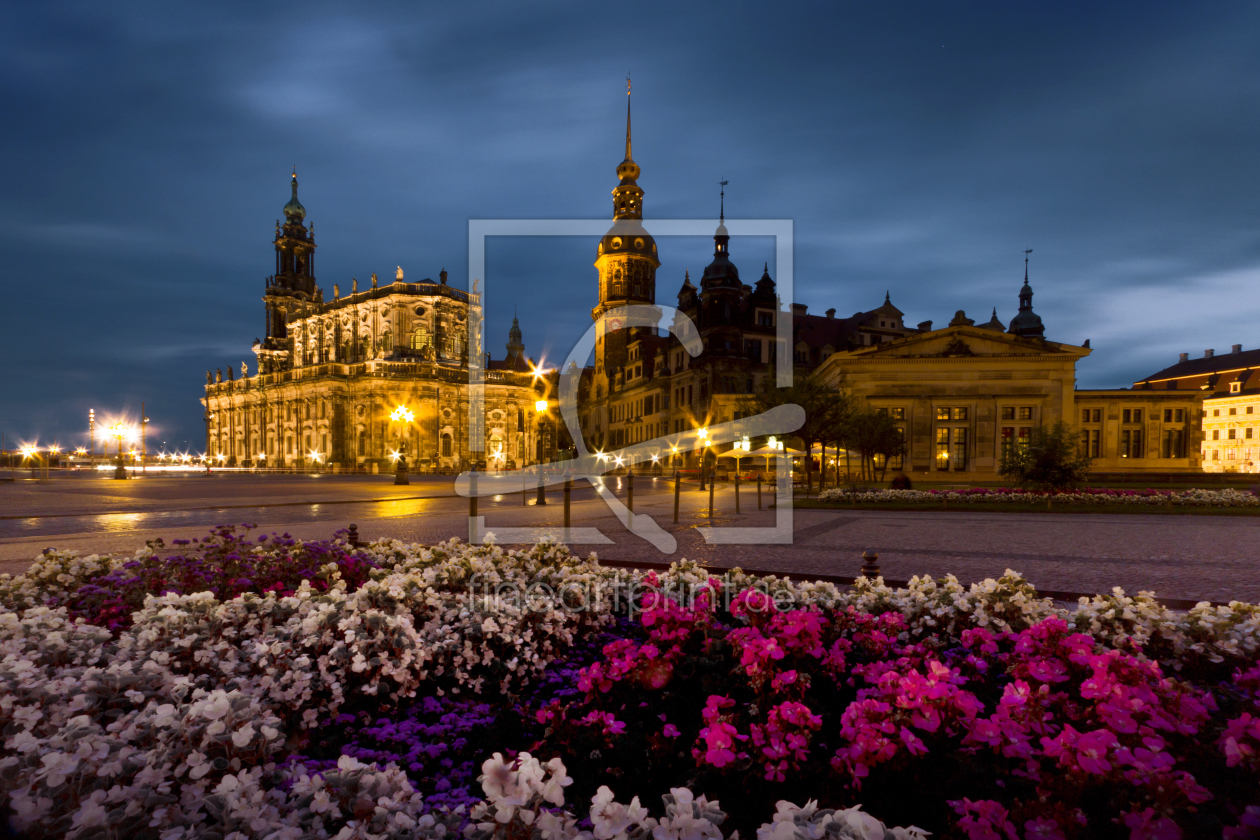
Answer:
(1023, 248, 1033, 282)
(719, 180, 728, 222)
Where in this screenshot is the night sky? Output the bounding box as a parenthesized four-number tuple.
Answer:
(2, 2, 1259, 451)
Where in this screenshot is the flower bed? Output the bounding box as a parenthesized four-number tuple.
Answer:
(2, 528, 1259, 838)
(816, 487, 1260, 508)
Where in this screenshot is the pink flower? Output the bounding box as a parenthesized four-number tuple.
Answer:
(1076, 729, 1117, 774)
(1023, 817, 1066, 840)
(1120, 808, 1182, 840)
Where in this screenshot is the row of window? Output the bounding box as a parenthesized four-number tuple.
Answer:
(1209, 448, 1257, 461)
(1082, 408, 1187, 425)
(1210, 427, 1257, 440)
(1212, 406, 1257, 417)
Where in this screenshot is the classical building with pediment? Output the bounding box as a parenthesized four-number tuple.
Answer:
(813, 273, 1205, 477)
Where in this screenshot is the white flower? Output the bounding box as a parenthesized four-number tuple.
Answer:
(542, 757, 573, 806)
(39, 751, 79, 788)
(231, 723, 255, 748)
(309, 789, 335, 814)
(200, 692, 231, 721)
(12, 704, 43, 729)
(70, 794, 110, 832)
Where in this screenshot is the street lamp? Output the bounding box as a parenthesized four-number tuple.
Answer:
(534, 399, 549, 505)
(108, 423, 128, 480)
(389, 405, 414, 485)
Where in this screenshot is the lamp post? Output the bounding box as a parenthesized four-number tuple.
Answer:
(89, 408, 95, 465)
(108, 423, 128, 480)
(141, 404, 149, 474)
(696, 427, 710, 489)
(534, 399, 548, 505)
(390, 405, 414, 485)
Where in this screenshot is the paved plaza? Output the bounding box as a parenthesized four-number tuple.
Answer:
(1, 472, 1258, 603)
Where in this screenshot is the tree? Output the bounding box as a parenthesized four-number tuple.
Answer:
(847, 408, 908, 482)
(998, 422, 1093, 491)
(740, 379, 852, 496)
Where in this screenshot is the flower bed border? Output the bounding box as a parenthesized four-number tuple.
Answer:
(592, 556, 1229, 612)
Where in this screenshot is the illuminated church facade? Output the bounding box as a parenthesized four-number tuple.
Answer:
(201, 174, 541, 472)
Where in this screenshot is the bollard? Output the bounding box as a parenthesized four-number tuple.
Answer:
(860, 550, 881, 579)
(673, 470, 681, 523)
(347, 523, 361, 548)
(734, 472, 740, 513)
(564, 477, 572, 533)
(757, 475, 762, 510)
(708, 471, 715, 521)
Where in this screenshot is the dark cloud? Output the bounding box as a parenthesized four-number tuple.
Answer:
(2, 1, 1258, 445)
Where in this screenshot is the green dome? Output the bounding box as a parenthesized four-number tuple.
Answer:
(283, 173, 306, 222)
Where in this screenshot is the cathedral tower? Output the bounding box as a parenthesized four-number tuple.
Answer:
(592, 81, 660, 375)
(259, 171, 319, 372)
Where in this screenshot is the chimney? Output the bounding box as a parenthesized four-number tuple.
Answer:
(1205, 349, 1214, 358)
(790, 303, 808, 316)
(825, 308, 836, 319)
(917, 320, 933, 331)
(1232, 344, 1242, 354)
(1178, 353, 1188, 362)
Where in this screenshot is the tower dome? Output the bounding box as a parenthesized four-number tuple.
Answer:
(699, 188, 739, 290)
(283, 172, 306, 223)
(1006, 256, 1046, 338)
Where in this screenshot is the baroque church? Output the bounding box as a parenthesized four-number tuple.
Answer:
(201, 173, 541, 472)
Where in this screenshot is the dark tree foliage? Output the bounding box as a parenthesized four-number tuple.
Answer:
(847, 407, 908, 482)
(998, 421, 1094, 491)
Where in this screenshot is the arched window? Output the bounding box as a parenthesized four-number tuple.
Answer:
(357, 430, 366, 456)
(441, 433, 453, 457)
(411, 327, 430, 350)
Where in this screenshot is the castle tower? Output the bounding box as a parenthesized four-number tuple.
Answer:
(506, 313, 525, 363)
(259, 171, 320, 371)
(592, 81, 660, 375)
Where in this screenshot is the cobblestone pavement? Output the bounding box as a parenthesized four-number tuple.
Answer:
(2, 473, 1258, 603)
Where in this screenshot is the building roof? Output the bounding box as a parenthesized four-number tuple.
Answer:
(1137, 348, 1260, 383)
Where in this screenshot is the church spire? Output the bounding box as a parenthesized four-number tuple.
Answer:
(624, 76, 632, 162)
(612, 79, 643, 219)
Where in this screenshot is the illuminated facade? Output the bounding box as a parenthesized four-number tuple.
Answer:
(201, 174, 541, 472)
(1133, 345, 1260, 472)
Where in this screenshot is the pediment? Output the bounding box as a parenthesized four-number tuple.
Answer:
(842, 325, 1085, 359)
